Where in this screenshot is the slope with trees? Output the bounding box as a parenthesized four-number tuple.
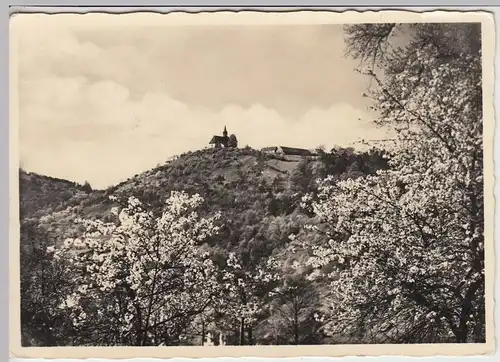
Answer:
(298, 23, 484, 344)
(18, 23, 483, 346)
(20, 145, 387, 346)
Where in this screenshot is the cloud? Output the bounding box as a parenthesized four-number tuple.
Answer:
(19, 75, 388, 188)
(15, 15, 373, 115)
(13, 14, 390, 189)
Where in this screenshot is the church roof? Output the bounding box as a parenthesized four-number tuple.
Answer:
(209, 135, 228, 144)
(261, 146, 318, 156)
(261, 146, 278, 152)
(279, 146, 314, 156)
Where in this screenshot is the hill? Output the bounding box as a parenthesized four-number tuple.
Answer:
(21, 146, 389, 261)
(19, 170, 94, 219)
(19, 146, 388, 346)
(21, 147, 313, 260)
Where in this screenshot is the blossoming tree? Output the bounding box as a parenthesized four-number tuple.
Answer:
(216, 252, 281, 345)
(48, 191, 222, 346)
(300, 23, 484, 343)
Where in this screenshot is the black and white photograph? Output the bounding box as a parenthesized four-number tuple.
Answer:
(10, 10, 494, 357)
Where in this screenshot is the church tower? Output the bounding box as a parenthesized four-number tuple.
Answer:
(208, 126, 230, 148)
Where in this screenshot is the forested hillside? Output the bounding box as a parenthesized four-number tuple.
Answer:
(19, 170, 92, 219)
(20, 146, 388, 346)
(19, 22, 485, 348)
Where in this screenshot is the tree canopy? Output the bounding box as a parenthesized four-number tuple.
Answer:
(19, 23, 485, 346)
(298, 22, 484, 343)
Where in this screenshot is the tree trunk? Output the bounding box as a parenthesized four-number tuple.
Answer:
(201, 318, 205, 346)
(239, 318, 245, 345)
(456, 303, 471, 343)
(294, 321, 299, 345)
(247, 324, 253, 345)
(455, 326, 468, 343)
(456, 278, 483, 343)
(294, 308, 299, 344)
(125, 287, 144, 346)
(473, 306, 485, 342)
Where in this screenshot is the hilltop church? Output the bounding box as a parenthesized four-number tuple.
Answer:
(209, 126, 229, 148)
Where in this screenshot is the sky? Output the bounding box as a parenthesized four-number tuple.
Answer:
(13, 14, 390, 189)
